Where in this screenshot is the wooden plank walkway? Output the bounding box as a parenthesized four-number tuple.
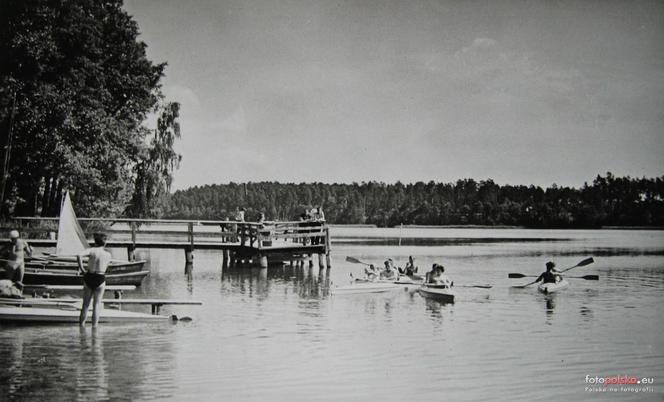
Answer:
(3, 218, 332, 268)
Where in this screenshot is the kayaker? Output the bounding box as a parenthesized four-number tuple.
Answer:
(77, 233, 112, 326)
(426, 264, 453, 287)
(535, 261, 561, 284)
(404, 256, 418, 276)
(364, 264, 379, 280)
(380, 259, 399, 280)
(1, 230, 33, 290)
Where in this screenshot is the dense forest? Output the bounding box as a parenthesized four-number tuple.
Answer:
(0, 0, 180, 218)
(164, 173, 664, 228)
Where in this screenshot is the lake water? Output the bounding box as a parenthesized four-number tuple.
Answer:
(1, 228, 663, 401)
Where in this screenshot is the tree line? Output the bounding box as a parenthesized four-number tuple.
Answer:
(164, 173, 664, 228)
(1, 0, 180, 219)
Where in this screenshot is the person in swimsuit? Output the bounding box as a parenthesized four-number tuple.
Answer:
(404, 256, 418, 276)
(426, 264, 453, 288)
(1, 230, 33, 290)
(535, 261, 561, 284)
(77, 233, 112, 326)
(380, 259, 399, 280)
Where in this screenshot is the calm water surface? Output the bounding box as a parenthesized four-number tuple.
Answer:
(0, 228, 663, 401)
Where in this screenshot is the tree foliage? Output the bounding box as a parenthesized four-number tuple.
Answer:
(164, 174, 664, 228)
(0, 0, 180, 218)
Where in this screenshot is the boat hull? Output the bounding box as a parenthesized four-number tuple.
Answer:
(538, 279, 569, 294)
(418, 285, 455, 303)
(0, 305, 169, 323)
(331, 282, 400, 295)
(23, 258, 149, 287)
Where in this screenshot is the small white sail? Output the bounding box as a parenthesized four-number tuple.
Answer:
(55, 192, 89, 255)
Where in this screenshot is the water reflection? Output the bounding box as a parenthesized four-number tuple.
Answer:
(545, 295, 556, 319)
(76, 327, 109, 401)
(184, 262, 194, 294)
(222, 264, 331, 300)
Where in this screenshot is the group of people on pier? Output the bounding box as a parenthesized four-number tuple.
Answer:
(298, 207, 325, 245)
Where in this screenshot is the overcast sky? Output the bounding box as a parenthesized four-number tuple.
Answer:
(124, 0, 663, 190)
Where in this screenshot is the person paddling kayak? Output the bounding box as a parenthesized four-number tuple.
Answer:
(535, 261, 562, 284)
(380, 259, 399, 280)
(364, 264, 380, 280)
(403, 256, 418, 276)
(425, 264, 453, 288)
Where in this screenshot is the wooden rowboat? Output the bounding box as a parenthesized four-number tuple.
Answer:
(23, 265, 149, 287)
(22, 192, 149, 287)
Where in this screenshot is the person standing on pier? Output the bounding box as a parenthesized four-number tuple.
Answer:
(1, 230, 33, 290)
(77, 233, 112, 326)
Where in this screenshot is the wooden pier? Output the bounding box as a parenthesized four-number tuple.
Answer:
(3, 218, 332, 269)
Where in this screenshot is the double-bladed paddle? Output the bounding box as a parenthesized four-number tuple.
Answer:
(508, 257, 595, 288)
(508, 273, 599, 280)
(560, 257, 594, 273)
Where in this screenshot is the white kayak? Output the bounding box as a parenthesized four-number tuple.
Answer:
(538, 279, 570, 294)
(331, 282, 400, 295)
(0, 304, 171, 323)
(418, 284, 455, 303)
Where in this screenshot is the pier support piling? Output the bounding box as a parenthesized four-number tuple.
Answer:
(127, 245, 136, 262)
(184, 246, 194, 264)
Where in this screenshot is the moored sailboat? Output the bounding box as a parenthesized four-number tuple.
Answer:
(23, 193, 149, 286)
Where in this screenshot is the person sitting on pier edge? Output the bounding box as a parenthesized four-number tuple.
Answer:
(426, 264, 453, 288)
(380, 259, 399, 280)
(535, 261, 561, 284)
(1, 230, 33, 290)
(77, 233, 112, 326)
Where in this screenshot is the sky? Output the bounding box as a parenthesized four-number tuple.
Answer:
(124, 0, 664, 190)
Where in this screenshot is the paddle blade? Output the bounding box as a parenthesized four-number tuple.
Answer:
(508, 273, 527, 278)
(345, 256, 363, 264)
(581, 274, 599, 280)
(577, 257, 595, 267)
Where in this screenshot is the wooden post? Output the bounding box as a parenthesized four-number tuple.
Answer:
(259, 254, 268, 268)
(185, 245, 194, 264)
(185, 222, 194, 264)
(128, 221, 137, 261)
(222, 249, 229, 266)
(325, 226, 332, 268)
(127, 244, 136, 261)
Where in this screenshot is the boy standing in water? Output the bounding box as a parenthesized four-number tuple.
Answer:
(77, 233, 112, 326)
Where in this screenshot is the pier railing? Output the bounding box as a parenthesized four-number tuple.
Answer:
(1, 217, 331, 268)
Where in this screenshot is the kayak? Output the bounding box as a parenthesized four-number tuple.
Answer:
(538, 279, 569, 294)
(331, 282, 400, 295)
(0, 304, 170, 323)
(394, 275, 423, 285)
(418, 284, 455, 303)
(0, 297, 202, 323)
